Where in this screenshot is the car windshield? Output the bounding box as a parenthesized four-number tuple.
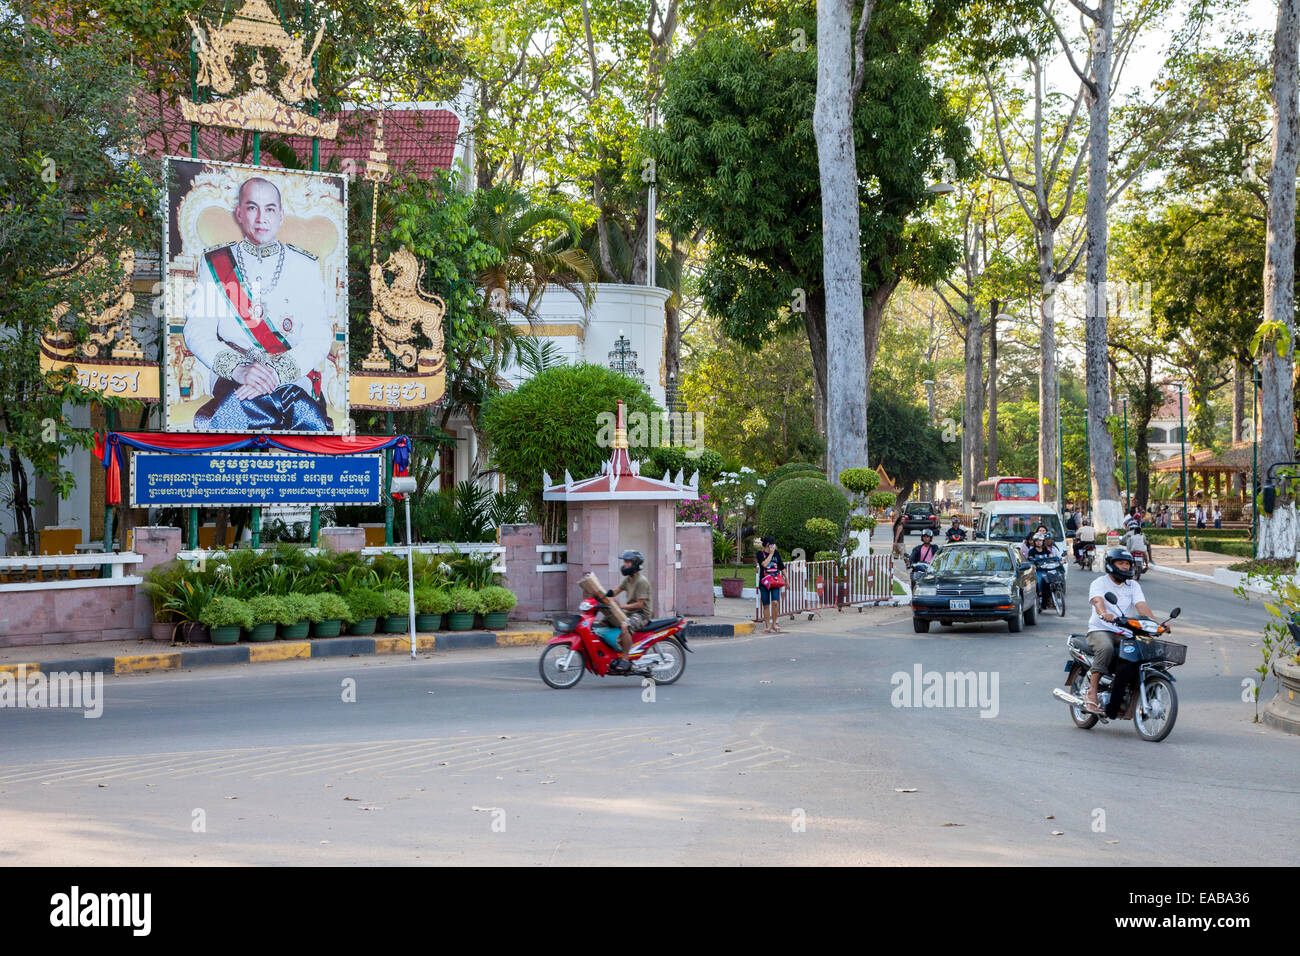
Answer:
(930, 547, 1013, 575)
(999, 482, 1038, 499)
(906, 503, 931, 514)
(987, 514, 1064, 542)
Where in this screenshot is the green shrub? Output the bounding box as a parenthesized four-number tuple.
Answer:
(414, 587, 453, 615)
(382, 588, 410, 616)
(345, 588, 387, 621)
(447, 586, 483, 614)
(249, 595, 293, 627)
(283, 593, 323, 624)
(370, 553, 409, 586)
(314, 593, 353, 623)
(478, 586, 517, 613)
(712, 529, 736, 564)
(640, 446, 725, 483)
(199, 596, 254, 630)
(756, 476, 850, 559)
(142, 560, 187, 622)
(813, 550, 839, 562)
(765, 462, 822, 484)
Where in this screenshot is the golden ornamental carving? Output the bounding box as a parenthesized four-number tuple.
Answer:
(367, 248, 446, 372)
(183, 0, 333, 138)
(180, 86, 338, 139)
(43, 250, 143, 361)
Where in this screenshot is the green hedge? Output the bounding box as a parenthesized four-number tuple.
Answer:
(1145, 528, 1250, 541)
(1149, 536, 1254, 557)
(756, 476, 849, 559)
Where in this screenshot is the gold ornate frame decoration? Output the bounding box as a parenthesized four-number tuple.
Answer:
(350, 115, 447, 411)
(182, 0, 337, 139)
(40, 249, 160, 401)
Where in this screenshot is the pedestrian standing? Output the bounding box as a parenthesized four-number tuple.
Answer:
(1213, 505, 1222, 530)
(1195, 504, 1206, 530)
(756, 536, 786, 634)
(892, 509, 906, 558)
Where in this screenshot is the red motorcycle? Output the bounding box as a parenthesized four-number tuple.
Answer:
(539, 596, 690, 689)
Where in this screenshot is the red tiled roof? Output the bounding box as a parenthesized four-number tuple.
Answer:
(141, 94, 460, 179)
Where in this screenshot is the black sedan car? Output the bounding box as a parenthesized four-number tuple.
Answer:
(910, 542, 1039, 633)
(902, 501, 940, 535)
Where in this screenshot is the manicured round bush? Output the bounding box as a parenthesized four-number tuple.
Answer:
(765, 462, 822, 485)
(478, 586, 517, 613)
(345, 588, 387, 621)
(314, 593, 352, 623)
(249, 595, 295, 627)
(414, 586, 454, 616)
(761, 465, 825, 507)
(382, 589, 410, 617)
(756, 476, 850, 560)
(199, 596, 254, 631)
(447, 586, 483, 614)
(283, 593, 323, 624)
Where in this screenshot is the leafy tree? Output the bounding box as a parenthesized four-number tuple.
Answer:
(0, 16, 159, 550)
(865, 391, 958, 504)
(655, 4, 971, 428)
(479, 363, 662, 512)
(679, 324, 825, 473)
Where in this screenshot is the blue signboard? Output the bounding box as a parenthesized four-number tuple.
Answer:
(130, 452, 384, 507)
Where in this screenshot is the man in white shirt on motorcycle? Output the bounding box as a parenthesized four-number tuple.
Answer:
(1085, 547, 1156, 715)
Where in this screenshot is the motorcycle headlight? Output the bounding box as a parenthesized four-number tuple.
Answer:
(914, 585, 937, 596)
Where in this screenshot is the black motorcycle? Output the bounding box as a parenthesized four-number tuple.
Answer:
(1029, 552, 1067, 617)
(1074, 542, 1096, 571)
(1052, 596, 1184, 742)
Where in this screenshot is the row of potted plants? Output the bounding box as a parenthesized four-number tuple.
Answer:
(194, 586, 519, 644)
(143, 544, 518, 644)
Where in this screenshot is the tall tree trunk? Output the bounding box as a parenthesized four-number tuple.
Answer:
(1084, 0, 1123, 531)
(1232, 358, 1247, 494)
(804, 291, 828, 442)
(961, 302, 983, 508)
(1039, 264, 1060, 506)
(1259, 0, 1300, 558)
(988, 303, 999, 474)
(814, 0, 868, 485)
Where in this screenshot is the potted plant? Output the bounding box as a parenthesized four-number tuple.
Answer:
(345, 588, 386, 635)
(142, 561, 185, 642)
(446, 586, 481, 631)
(280, 593, 320, 639)
(381, 588, 410, 633)
(199, 597, 253, 645)
(477, 585, 517, 629)
(414, 586, 452, 631)
(161, 577, 214, 644)
(246, 595, 285, 642)
(312, 593, 351, 637)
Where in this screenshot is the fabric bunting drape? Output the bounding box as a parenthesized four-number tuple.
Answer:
(94, 431, 412, 505)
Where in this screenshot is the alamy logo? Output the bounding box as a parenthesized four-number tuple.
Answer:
(890, 665, 1000, 718)
(0, 667, 103, 718)
(49, 887, 151, 936)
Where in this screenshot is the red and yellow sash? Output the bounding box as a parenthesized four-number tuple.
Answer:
(206, 246, 291, 355)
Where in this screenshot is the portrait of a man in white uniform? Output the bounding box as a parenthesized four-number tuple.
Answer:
(165, 158, 347, 433)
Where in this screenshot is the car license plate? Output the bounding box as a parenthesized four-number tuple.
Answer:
(948, 599, 970, 610)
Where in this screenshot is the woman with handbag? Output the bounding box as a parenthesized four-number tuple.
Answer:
(756, 535, 787, 634)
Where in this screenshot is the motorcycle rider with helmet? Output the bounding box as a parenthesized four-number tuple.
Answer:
(908, 529, 940, 567)
(1085, 547, 1157, 716)
(607, 550, 653, 673)
(1027, 533, 1062, 607)
(945, 517, 968, 543)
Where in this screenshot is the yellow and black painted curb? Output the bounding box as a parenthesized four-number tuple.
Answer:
(4, 621, 752, 677)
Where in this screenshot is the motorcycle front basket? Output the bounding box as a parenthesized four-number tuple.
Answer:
(1139, 638, 1186, 666)
(553, 613, 580, 634)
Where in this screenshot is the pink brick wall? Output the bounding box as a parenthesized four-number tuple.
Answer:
(676, 524, 714, 616)
(321, 527, 366, 552)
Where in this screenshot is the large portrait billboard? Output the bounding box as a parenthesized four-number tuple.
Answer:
(162, 157, 348, 433)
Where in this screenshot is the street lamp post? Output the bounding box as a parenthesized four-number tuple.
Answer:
(391, 475, 419, 659)
(1252, 363, 1261, 545)
(922, 379, 936, 502)
(1122, 397, 1130, 513)
(1176, 382, 1190, 563)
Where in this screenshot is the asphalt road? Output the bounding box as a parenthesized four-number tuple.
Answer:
(1, 571, 1295, 866)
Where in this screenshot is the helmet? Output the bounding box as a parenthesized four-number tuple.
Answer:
(619, 550, 644, 575)
(1104, 547, 1135, 581)
(921, 529, 933, 539)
